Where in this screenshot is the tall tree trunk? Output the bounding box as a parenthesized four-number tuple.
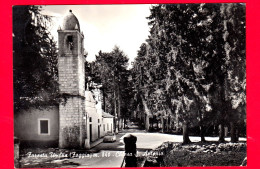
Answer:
(102, 88, 106, 112)
(145, 114, 150, 132)
(113, 76, 118, 133)
(235, 124, 240, 142)
(118, 85, 122, 131)
(143, 114, 146, 129)
(114, 99, 117, 133)
(161, 116, 164, 133)
(141, 95, 151, 132)
(169, 117, 172, 133)
(219, 123, 225, 143)
(166, 116, 169, 132)
(230, 122, 237, 143)
(151, 117, 154, 131)
(198, 110, 205, 142)
(200, 125, 206, 142)
(138, 105, 142, 128)
(124, 118, 126, 128)
(183, 122, 191, 144)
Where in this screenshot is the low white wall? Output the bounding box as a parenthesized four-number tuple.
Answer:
(14, 106, 59, 142)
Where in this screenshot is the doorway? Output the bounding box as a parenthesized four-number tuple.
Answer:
(89, 124, 92, 142)
(98, 125, 100, 138)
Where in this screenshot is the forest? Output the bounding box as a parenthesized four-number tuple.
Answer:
(87, 4, 246, 143)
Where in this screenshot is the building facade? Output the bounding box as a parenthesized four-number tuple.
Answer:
(14, 10, 114, 149)
(14, 106, 59, 147)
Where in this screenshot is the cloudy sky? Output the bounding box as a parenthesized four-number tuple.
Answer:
(41, 5, 151, 64)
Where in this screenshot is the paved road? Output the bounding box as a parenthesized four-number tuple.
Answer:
(91, 127, 147, 152)
(119, 132, 247, 150)
(93, 126, 247, 151)
(20, 125, 247, 168)
(52, 127, 145, 168)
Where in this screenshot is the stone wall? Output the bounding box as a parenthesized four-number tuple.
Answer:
(58, 31, 85, 97)
(14, 107, 59, 142)
(58, 54, 85, 96)
(78, 53, 85, 96)
(59, 97, 86, 148)
(58, 55, 79, 95)
(58, 30, 86, 148)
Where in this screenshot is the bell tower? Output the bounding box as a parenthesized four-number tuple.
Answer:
(58, 10, 86, 148)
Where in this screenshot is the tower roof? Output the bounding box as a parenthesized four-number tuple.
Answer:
(62, 10, 80, 31)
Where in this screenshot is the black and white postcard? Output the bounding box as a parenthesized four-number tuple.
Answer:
(13, 4, 246, 168)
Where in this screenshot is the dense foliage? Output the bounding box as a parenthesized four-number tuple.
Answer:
(130, 3, 245, 143)
(86, 46, 132, 131)
(13, 6, 58, 112)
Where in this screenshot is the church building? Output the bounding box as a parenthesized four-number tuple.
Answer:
(14, 10, 114, 149)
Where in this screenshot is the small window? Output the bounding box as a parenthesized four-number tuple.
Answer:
(98, 119, 100, 123)
(67, 35, 73, 42)
(89, 117, 92, 122)
(38, 119, 50, 135)
(67, 35, 73, 50)
(107, 123, 109, 130)
(103, 124, 105, 131)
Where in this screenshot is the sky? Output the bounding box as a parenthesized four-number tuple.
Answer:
(41, 5, 152, 65)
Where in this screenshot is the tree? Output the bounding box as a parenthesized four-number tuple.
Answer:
(87, 46, 129, 132)
(13, 6, 58, 112)
(220, 3, 246, 142)
(201, 3, 245, 142)
(144, 4, 213, 143)
(132, 3, 245, 144)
